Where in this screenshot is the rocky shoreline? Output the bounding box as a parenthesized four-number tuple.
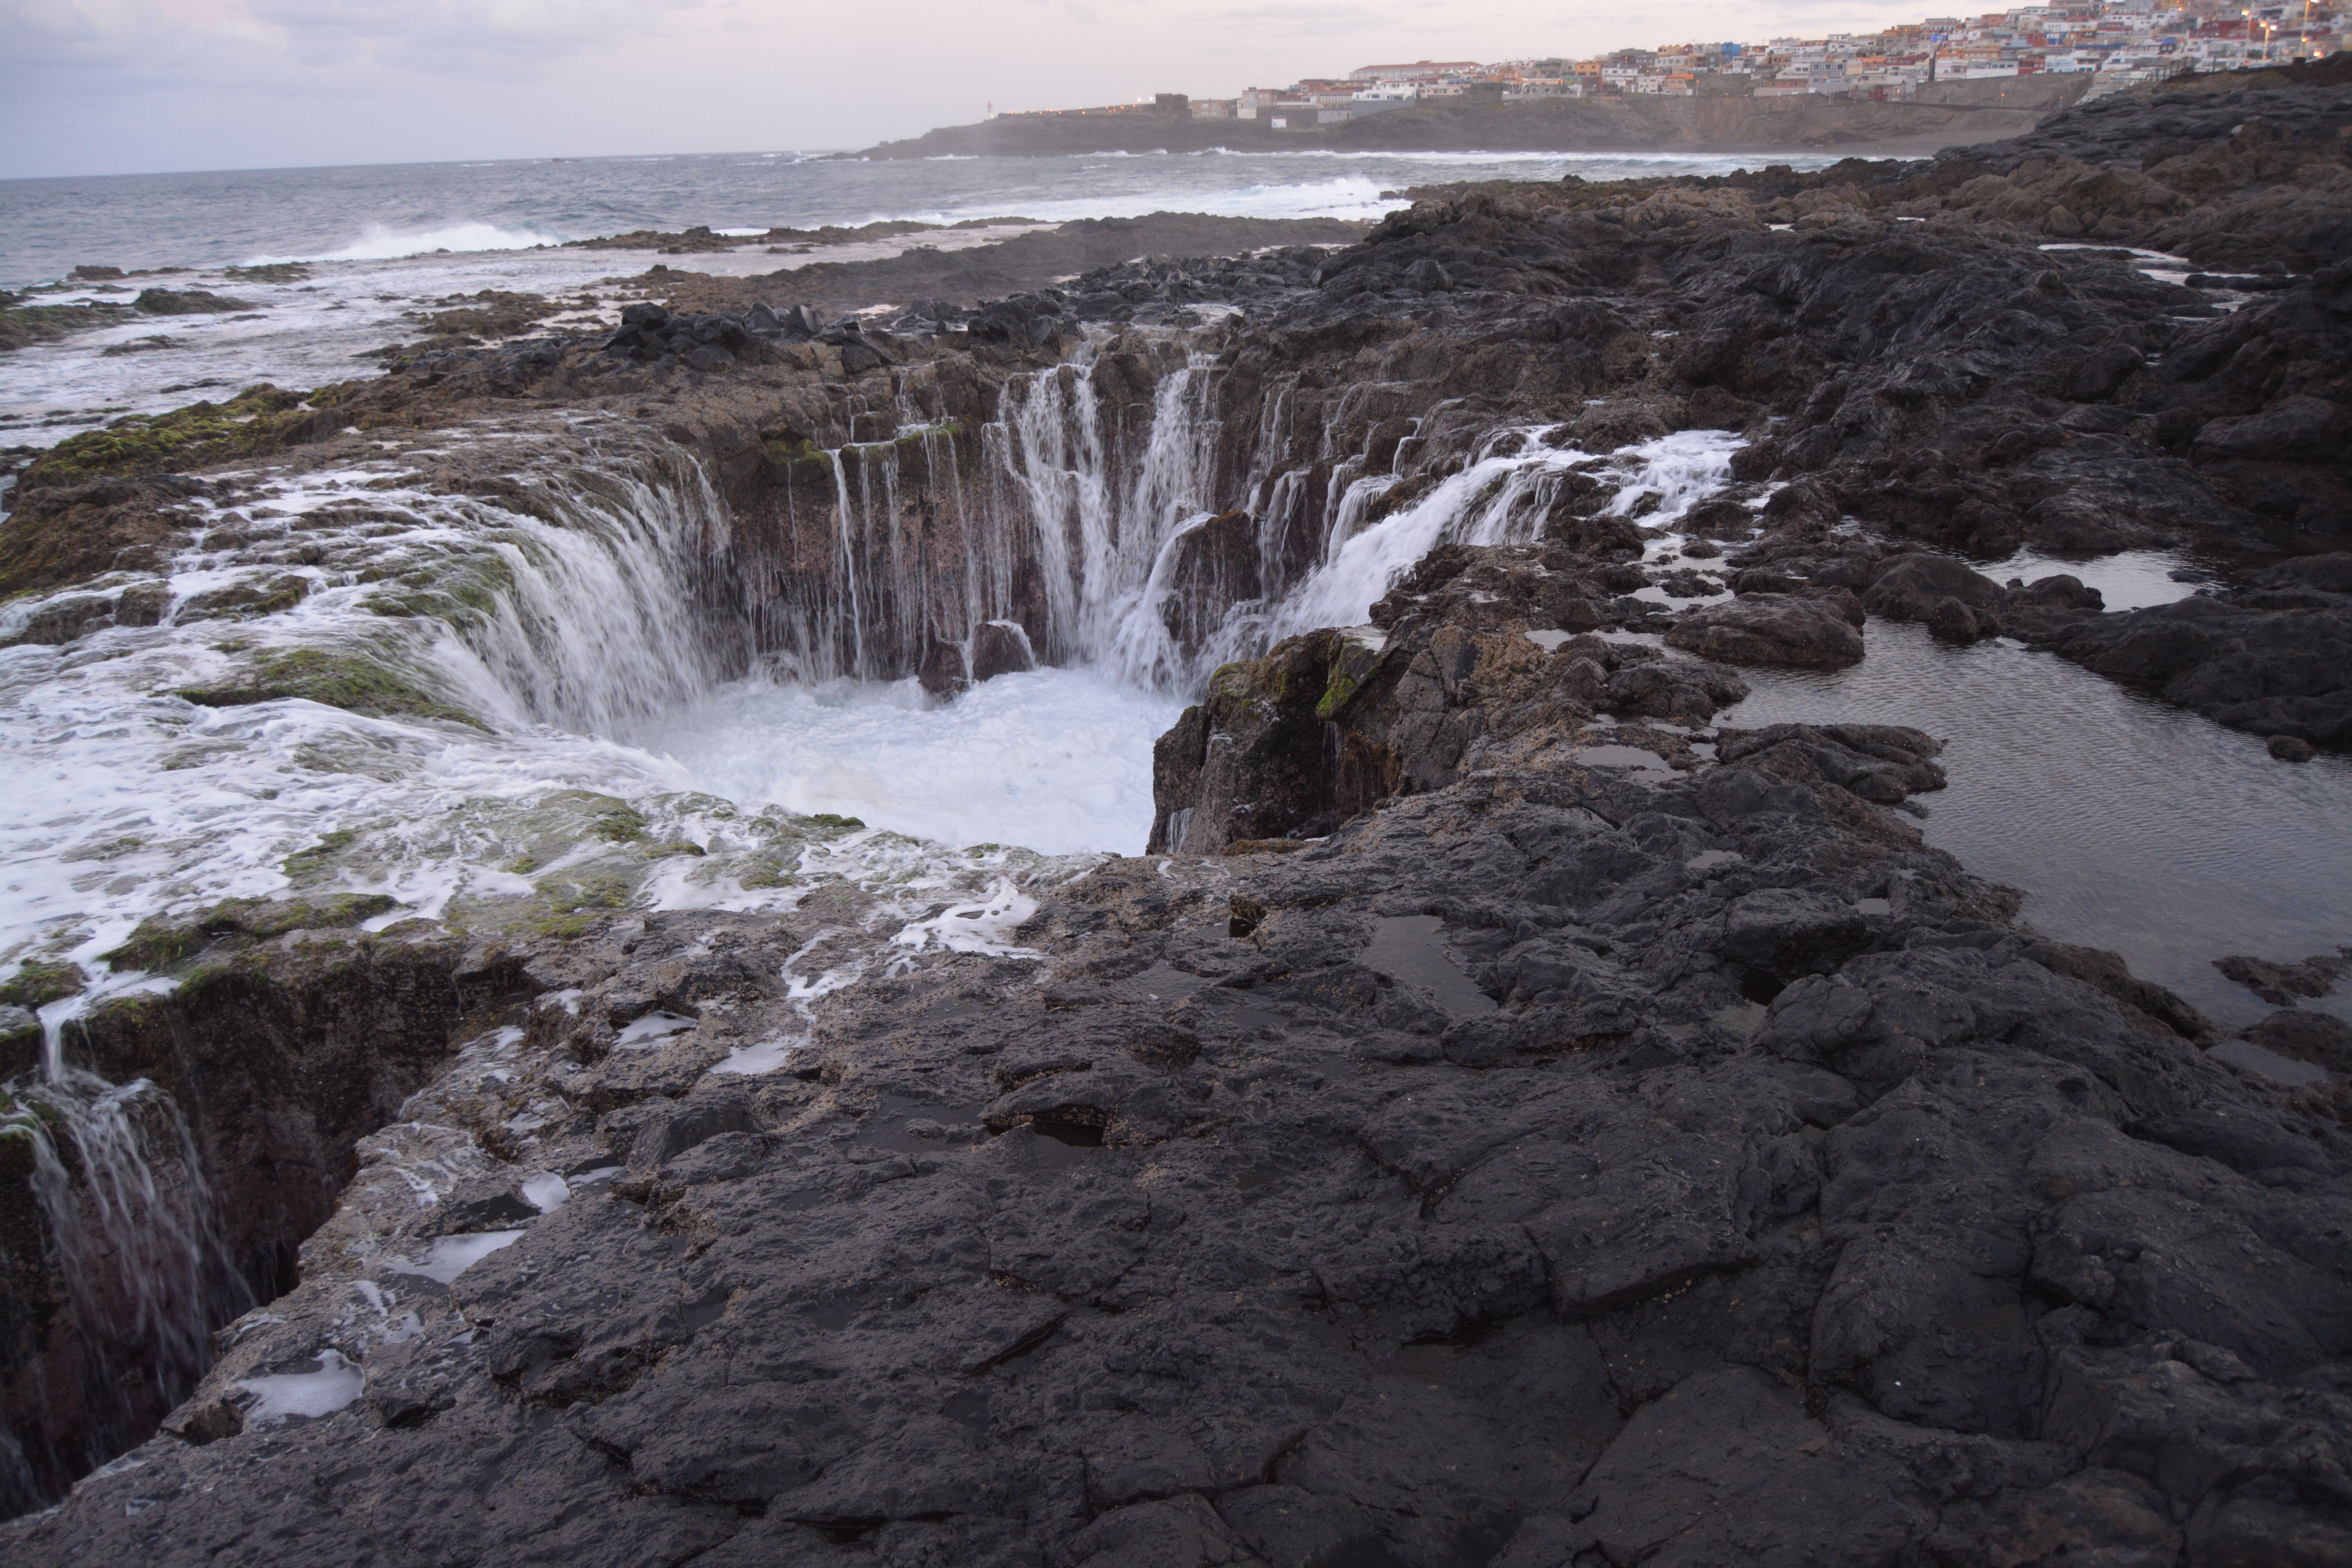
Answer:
(3, 60, 2350, 1564)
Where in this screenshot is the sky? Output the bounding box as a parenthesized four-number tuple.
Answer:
(4, 0, 1959, 179)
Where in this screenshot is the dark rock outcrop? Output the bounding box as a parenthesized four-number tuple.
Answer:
(9, 64, 2352, 1560)
(0, 929, 528, 1513)
(14, 661, 2350, 1566)
(2036, 555, 2352, 746)
(1666, 593, 1868, 668)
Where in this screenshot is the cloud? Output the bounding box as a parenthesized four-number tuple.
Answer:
(1, 0, 704, 91)
(1207, 2, 1397, 33)
(249, 0, 696, 72)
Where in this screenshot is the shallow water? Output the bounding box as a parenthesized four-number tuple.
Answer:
(1717, 621, 2352, 1027)
(1973, 544, 2207, 611)
(626, 668, 1184, 858)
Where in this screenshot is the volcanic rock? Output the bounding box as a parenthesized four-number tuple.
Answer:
(1666, 593, 1868, 668)
(968, 621, 1036, 683)
(2037, 558, 2352, 747)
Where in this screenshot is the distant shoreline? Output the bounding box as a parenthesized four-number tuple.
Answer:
(848, 76, 2091, 161)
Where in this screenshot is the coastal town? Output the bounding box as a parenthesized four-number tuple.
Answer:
(996, 0, 2347, 124)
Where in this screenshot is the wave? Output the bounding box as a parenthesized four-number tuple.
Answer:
(248, 220, 570, 265)
(876, 174, 1404, 228)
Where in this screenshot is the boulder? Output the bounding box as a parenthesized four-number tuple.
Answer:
(2194, 395, 2345, 462)
(1719, 887, 1873, 978)
(969, 620, 1036, 683)
(1666, 594, 1866, 668)
(2240, 1009, 2352, 1076)
(1864, 554, 2006, 616)
(916, 640, 965, 697)
(2042, 588, 2352, 746)
(132, 288, 258, 316)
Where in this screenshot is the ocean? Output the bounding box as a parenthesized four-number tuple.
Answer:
(0, 146, 1829, 286)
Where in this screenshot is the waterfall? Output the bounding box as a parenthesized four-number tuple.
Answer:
(728, 330, 1745, 702)
(991, 358, 1741, 694)
(2, 1001, 245, 1500)
(987, 342, 1227, 682)
(431, 438, 741, 732)
(1263, 428, 1740, 647)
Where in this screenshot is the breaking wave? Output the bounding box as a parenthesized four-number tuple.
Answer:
(257, 220, 569, 264)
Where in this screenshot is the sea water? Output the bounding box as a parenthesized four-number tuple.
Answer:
(630, 670, 1183, 858)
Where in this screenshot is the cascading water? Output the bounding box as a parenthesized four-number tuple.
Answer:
(440, 441, 739, 733)
(0, 412, 1149, 1505)
(1, 1000, 245, 1511)
(720, 328, 1737, 702)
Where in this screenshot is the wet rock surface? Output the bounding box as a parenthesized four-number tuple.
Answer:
(13, 676, 2352, 1564)
(1666, 593, 1867, 669)
(7, 61, 2352, 1565)
(2034, 554, 2352, 747)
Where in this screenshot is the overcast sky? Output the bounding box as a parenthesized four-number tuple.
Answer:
(4, 0, 1949, 180)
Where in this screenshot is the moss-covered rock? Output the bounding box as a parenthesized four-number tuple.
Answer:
(176, 647, 483, 728)
(0, 960, 84, 1010)
(221, 263, 310, 285)
(19, 385, 334, 488)
(362, 553, 517, 630)
(172, 574, 312, 622)
(0, 301, 136, 352)
(0, 1007, 41, 1081)
(98, 893, 401, 973)
(0, 474, 209, 599)
(364, 291, 559, 365)
(590, 804, 650, 843)
(282, 828, 359, 881)
(521, 870, 637, 940)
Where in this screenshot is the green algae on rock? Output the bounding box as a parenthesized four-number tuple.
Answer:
(0, 962, 85, 1011)
(174, 648, 483, 729)
(19, 385, 340, 489)
(99, 895, 403, 973)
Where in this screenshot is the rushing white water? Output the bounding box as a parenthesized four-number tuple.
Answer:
(968, 337, 1746, 696)
(2, 1047, 245, 1471)
(626, 670, 1181, 857)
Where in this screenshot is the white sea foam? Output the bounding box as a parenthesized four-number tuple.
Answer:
(627, 668, 1182, 857)
(519, 1172, 571, 1212)
(391, 1230, 524, 1285)
(892, 877, 1042, 961)
(710, 1038, 798, 1076)
(615, 1012, 698, 1048)
(260, 221, 570, 264)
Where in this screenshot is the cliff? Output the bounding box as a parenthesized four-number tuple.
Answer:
(853, 74, 2093, 160)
